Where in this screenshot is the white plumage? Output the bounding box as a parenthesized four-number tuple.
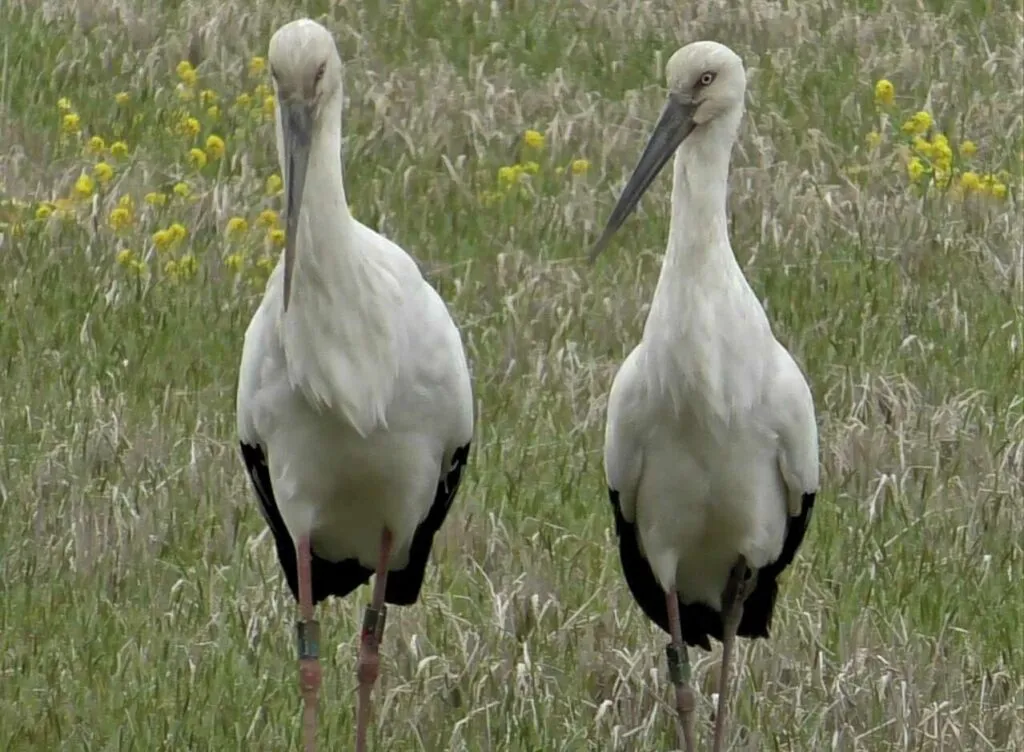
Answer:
(591, 41, 819, 752)
(235, 18, 473, 752)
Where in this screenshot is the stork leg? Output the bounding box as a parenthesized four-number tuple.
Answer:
(711, 557, 757, 752)
(665, 590, 697, 752)
(355, 528, 393, 752)
(295, 535, 321, 752)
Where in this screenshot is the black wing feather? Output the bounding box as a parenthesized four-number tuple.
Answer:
(608, 488, 815, 650)
(240, 441, 472, 608)
(383, 442, 471, 605)
(241, 442, 373, 605)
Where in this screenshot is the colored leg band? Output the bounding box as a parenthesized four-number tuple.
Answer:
(296, 620, 320, 660)
(666, 643, 690, 686)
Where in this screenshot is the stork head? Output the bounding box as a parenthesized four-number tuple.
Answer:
(589, 41, 746, 262)
(268, 19, 344, 311)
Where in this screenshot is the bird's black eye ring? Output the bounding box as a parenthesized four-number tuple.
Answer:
(697, 71, 716, 87)
(314, 62, 326, 84)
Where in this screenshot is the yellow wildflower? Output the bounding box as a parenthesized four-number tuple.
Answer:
(930, 133, 952, 166)
(227, 216, 249, 237)
(990, 181, 1007, 199)
(188, 148, 208, 169)
(249, 56, 266, 76)
(87, 136, 106, 155)
(498, 165, 521, 187)
(912, 136, 931, 157)
(205, 135, 225, 160)
(256, 257, 275, 274)
(177, 254, 198, 280)
(35, 204, 53, 220)
(906, 157, 926, 182)
(235, 93, 252, 109)
(873, 79, 894, 107)
(176, 60, 197, 87)
(902, 111, 932, 135)
(263, 96, 275, 119)
(225, 253, 244, 273)
(62, 113, 81, 135)
(116, 249, 135, 266)
(257, 209, 279, 228)
(173, 182, 191, 199)
(207, 105, 221, 120)
(164, 259, 180, 280)
(180, 116, 201, 138)
(522, 161, 540, 175)
(110, 141, 129, 158)
(93, 162, 114, 185)
(254, 83, 272, 100)
(115, 92, 130, 106)
(523, 129, 545, 149)
(571, 158, 591, 175)
(74, 173, 95, 198)
(268, 228, 285, 247)
(265, 174, 283, 195)
(959, 171, 982, 192)
(153, 229, 173, 250)
(959, 140, 977, 158)
(168, 223, 187, 243)
(933, 168, 951, 189)
(57, 97, 73, 112)
(108, 206, 132, 231)
(200, 89, 218, 107)
(145, 192, 168, 207)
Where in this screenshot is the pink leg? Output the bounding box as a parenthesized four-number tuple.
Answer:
(354, 528, 393, 752)
(666, 590, 696, 752)
(712, 558, 756, 752)
(296, 535, 321, 752)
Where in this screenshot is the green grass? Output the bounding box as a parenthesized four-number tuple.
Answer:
(2, 0, 1022, 749)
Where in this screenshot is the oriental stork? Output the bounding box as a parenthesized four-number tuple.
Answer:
(589, 41, 819, 752)
(236, 18, 474, 752)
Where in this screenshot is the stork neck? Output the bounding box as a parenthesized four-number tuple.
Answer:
(644, 119, 742, 341)
(290, 104, 364, 297)
(665, 125, 734, 273)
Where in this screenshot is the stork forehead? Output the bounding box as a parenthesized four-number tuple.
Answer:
(268, 19, 336, 82)
(665, 41, 744, 89)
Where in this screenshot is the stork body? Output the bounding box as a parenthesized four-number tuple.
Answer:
(590, 41, 819, 752)
(236, 19, 473, 752)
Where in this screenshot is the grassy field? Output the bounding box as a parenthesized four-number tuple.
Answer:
(2, 0, 1022, 749)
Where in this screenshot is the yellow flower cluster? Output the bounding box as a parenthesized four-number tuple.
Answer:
(24, 58, 290, 291)
(480, 130, 592, 207)
(116, 249, 147, 276)
(869, 79, 1009, 200)
(225, 210, 285, 248)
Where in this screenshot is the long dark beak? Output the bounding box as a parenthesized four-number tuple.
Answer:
(280, 100, 314, 312)
(588, 94, 697, 263)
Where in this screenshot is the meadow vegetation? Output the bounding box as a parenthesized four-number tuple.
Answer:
(1, 0, 1022, 749)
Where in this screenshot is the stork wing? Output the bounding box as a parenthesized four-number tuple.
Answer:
(383, 442, 471, 605)
(603, 348, 646, 523)
(239, 442, 374, 603)
(771, 343, 820, 514)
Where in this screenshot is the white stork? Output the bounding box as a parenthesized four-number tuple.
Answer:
(235, 19, 474, 752)
(589, 41, 819, 752)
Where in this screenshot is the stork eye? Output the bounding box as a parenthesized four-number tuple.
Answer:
(697, 72, 716, 87)
(314, 62, 326, 84)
